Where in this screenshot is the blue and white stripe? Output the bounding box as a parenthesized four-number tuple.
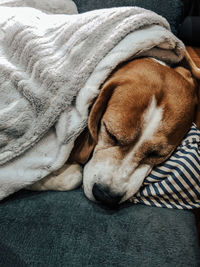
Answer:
(132, 123, 200, 209)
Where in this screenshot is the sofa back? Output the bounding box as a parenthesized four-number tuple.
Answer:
(73, 0, 184, 35)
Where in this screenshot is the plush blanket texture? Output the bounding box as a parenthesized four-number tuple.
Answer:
(0, 0, 78, 14)
(0, 4, 185, 200)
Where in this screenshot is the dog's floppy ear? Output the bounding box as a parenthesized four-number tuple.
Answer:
(68, 127, 95, 165)
(69, 79, 117, 164)
(194, 81, 200, 129)
(88, 79, 117, 142)
(185, 50, 200, 80)
(175, 67, 200, 128)
(174, 66, 196, 87)
(184, 50, 200, 128)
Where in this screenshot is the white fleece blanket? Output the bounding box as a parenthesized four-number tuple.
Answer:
(0, 3, 185, 200)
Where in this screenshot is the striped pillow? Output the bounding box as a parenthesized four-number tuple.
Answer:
(131, 123, 200, 209)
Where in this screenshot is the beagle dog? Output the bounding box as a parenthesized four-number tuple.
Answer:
(28, 53, 200, 207)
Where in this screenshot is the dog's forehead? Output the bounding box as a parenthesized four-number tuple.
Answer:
(104, 92, 163, 143)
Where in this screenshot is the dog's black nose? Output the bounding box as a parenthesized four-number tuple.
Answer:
(92, 183, 123, 207)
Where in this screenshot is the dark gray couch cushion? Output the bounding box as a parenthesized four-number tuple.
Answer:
(73, 0, 184, 35)
(0, 189, 199, 267)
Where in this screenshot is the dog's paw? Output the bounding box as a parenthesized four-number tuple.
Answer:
(26, 164, 83, 191)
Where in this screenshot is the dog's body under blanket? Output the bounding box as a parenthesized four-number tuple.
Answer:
(0, 6, 185, 200)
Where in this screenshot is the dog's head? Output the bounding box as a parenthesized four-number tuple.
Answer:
(71, 58, 199, 207)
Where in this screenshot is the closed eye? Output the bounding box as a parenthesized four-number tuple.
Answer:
(146, 150, 161, 158)
(146, 148, 170, 159)
(104, 123, 119, 145)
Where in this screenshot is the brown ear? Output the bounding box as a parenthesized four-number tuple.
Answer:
(174, 66, 200, 128)
(185, 50, 200, 80)
(69, 79, 117, 164)
(174, 66, 196, 87)
(194, 81, 200, 129)
(88, 79, 117, 142)
(68, 127, 95, 165)
(184, 50, 200, 129)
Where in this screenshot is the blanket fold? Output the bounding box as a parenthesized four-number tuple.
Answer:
(0, 5, 186, 200)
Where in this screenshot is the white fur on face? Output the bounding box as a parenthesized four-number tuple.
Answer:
(83, 96, 163, 202)
(131, 95, 163, 153)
